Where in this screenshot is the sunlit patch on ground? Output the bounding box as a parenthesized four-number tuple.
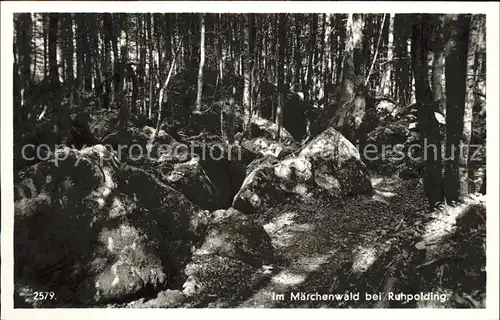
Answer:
(351, 247, 378, 274)
(271, 271, 306, 286)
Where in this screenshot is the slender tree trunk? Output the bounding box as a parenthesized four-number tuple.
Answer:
(30, 14, 37, 82)
(249, 14, 256, 117)
(43, 15, 48, 77)
(411, 14, 444, 209)
(294, 16, 302, 90)
(75, 15, 85, 103)
(48, 14, 58, 91)
(147, 13, 154, 118)
(276, 14, 286, 142)
(335, 15, 346, 85)
(444, 14, 471, 202)
(118, 17, 130, 135)
(242, 14, 251, 131)
(431, 15, 446, 115)
(395, 14, 411, 105)
(195, 14, 205, 113)
(90, 15, 102, 107)
(365, 14, 386, 86)
(305, 14, 317, 103)
(84, 21, 93, 91)
(217, 14, 224, 84)
(64, 14, 74, 110)
(381, 14, 394, 96)
(149, 41, 182, 148)
(109, 14, 119, 106)
(19, 14, 33, 124)
(49, 14, 70, 144)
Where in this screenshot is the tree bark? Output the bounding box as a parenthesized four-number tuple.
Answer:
(395, 14, 411, 105)
(411, 14, 444, 209)
(335, 15, 346, 85)
(305, 14, 317, 103)
(330, 13, 364, 141)
(431, 15, 446, 115)
(195, 14, 206, 113)
(19, 14, 33, 124)
(444, 14, 471, 202)
(149, 41, 182, 148)
(49, 14, 70, 144)
(380, 14, 394, 96)
(294, 16, 302, 90)
(276, 13, 286, 142)
(147, 13, 154, 117)
(43, 15, 48, 77)
(242, 14, 251, 132)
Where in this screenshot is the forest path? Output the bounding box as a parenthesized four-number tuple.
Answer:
(239, 175, 428, 308)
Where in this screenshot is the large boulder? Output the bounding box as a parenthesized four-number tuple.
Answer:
(363, 117, 420, 175)
(14, 145, 209, 307)
(233, 127, 372, 216)
(182, 208, 275, 305)
(101, 125, 244, 211)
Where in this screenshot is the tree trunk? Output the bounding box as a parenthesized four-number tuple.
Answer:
(276, 13, 286, 142)
(249, 14, 256, 117)
(109, 14, 119, 106)
(294, 16, 302, 90)
(101, 15, 109, 109)
(75, 15, 86, 104)
(64, 14, 75, 111)
(48, 14, 58, 91)
(118, 16, 129, 135)
(411, 14, 444, 209)
(90, 15, 102, 108)
(217, 14, 224, 83)
(149, 42, 182, 148)
(242, 14, 251, 132)
(431, 15, 446, 115)
(305, 14, 317, 103)
(335, 15, 346, 85)
(444, 14, 471, 202)
(395, 14, 411, 105)
(147, 14, 154, 117)
(19, 14, 33, 124)
(43, 15, 48, 77)
(195, 14, 205, 113)
(380, 14, 394, 96)
(49, 14, 70, 144)
(468, 15, 486, 194)
(330, 14, 364, 141)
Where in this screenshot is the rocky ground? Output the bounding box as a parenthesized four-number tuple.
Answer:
(12, 71, 487, 309)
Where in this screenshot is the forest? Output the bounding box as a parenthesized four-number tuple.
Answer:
(12, 13, 487, 308)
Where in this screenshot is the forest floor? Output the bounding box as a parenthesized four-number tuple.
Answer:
(185, 173, 485, 308)
(239, 175, 427, 308)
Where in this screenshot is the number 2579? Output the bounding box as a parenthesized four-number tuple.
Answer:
(33, 291, 55, 301)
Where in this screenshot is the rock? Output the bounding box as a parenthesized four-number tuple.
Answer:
(164, 155, 224, 210)
(126, 289, 187, 308)
(182, 255, 268, 305)
(363, 116, 421, 176)
(181, 208, 275, 304)
(299, 127, 372, 196)
(14, 145, 209, 307)
(105, 126, 249, 211)
(233, 127, 372, 216)
(241, 137, 298, 160)
(194, 208, 276, 267)
(249, 117, 296, 144)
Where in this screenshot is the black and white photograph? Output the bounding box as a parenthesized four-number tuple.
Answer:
(1, 1, 499, 319)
